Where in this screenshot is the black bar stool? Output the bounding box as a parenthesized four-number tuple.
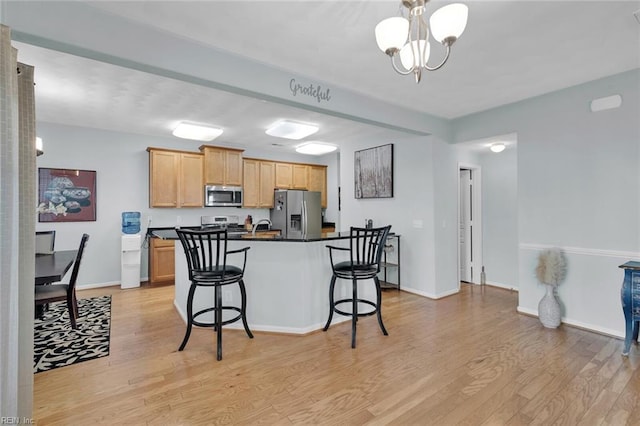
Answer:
(175, 228, 253, 360)
(323, 225, 392, 348)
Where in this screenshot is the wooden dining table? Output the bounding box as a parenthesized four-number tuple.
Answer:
(35, 250, 77, 285)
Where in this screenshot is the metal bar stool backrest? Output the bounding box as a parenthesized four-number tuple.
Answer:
(349, 226, 391, 275)
(176, 228, 237, 283)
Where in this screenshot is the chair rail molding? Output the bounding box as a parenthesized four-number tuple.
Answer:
(519, 243, 640, 259)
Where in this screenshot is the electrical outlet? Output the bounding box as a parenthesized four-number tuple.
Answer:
(223, 290, 232, 303)
(177, 216, 182, 225)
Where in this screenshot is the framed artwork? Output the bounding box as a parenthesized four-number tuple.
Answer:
(354, 143, 394, 199)
(37, 168, 97, 222)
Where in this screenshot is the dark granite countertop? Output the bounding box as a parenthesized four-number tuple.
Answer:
(147, 227, 352, 242)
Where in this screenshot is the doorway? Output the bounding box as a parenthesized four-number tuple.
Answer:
(458, 164, 482, 284)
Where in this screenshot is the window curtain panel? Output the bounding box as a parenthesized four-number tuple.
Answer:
(0, 24, 37, 418)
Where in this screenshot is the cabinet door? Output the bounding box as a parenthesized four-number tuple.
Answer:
(150, 239, 175, 284)
(203, 147, 226, 185)
(225, 150, 244, 186)
(292, 164, 309, 189)
(258, 161, 275, 207)
(242, 159, 259, 208)
(308, 165, 327, 208)
(203, 146, 244, 186)
(180, 153, 203, 207)
(275, 163, 293, 189)
(149, 150, 178, 207)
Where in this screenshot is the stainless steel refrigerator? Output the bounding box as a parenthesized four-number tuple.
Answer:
(270, 190, 322, 238)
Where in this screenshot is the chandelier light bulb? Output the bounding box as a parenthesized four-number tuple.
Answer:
(375, 17, 409, 54)
(430, 3, 469, 45)
(400, 40, 431, 70)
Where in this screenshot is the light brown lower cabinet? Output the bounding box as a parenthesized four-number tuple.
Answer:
(149, 238, 175, 284)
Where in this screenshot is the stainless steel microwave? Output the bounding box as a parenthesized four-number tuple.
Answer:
(204, 185, 243, 207)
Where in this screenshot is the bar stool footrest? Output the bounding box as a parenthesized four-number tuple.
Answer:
(333, 298, 378, 317)
(192, 306, 243, 328)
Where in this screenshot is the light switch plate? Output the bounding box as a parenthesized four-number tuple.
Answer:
(412, 219, 423, 229)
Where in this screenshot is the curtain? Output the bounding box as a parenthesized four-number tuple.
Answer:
(0, 23, 36, 418)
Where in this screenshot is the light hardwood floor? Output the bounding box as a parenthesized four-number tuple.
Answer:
(34, 283, 639, 425)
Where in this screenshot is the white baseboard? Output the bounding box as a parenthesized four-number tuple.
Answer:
(77, 276, 150, 291)
(517, 306, 625, 339)
(401, 286, 459, 300)
(77, 281, 121, 290)
(485, 280, 518, 291)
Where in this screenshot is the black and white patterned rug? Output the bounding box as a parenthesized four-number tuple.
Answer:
(34, 295, 111, 373)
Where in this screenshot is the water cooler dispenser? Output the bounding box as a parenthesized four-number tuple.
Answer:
(121, 212, 141, 289)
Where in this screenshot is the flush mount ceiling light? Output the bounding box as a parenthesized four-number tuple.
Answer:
(172, 122, 223, 141)
(490, 143, 505, 153)
(375, 0, 469, 83)
(36, 137, 44, 156)
(295, 142, 337, 155)
(265, 120, 319, 140)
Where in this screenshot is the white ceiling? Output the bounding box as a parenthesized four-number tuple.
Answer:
(13, 0, 640, 151)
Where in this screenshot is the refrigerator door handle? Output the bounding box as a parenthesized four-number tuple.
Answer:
(302, 200, 307, 233)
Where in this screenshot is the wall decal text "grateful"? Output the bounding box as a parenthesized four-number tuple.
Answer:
(289, 79, 332, 103)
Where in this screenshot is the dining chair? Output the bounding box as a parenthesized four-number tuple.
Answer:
(35, 233, 89, 329)
(35, 230, 56, 254)
(323, 225, 392, 348)
(175, 228, 253, 361)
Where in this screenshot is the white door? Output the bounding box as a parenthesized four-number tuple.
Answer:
(459, 169, 473, 282)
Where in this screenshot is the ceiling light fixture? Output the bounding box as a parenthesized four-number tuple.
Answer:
(490, 143, 505, 153)
(295, 142, 337, 156)
(36, 137, 44, 156)
(375, 0, 469, 83)
(172, 122, 223, 141)
(265, 120, 319, 140)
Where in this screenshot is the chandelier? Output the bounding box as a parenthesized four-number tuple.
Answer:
(375, 0, 469, 83)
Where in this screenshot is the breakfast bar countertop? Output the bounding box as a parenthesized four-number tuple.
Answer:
(147, 227, 351, 242)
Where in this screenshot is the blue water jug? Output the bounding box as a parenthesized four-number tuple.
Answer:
(122, 211, 141, 234)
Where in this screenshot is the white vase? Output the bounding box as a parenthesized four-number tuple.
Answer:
(538, 284, 561, 328)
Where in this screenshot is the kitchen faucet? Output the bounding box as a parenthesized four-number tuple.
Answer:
(252, 219, 272, 236)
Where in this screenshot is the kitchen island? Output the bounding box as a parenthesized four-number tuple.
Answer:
(149, 228, 378, 334)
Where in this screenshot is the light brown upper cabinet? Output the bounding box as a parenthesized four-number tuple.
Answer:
(148, 148, 203, 208)
(200, 145, 244, 186)
(243, 158, 275, 208)
(259, 161, 276, 207)
(275, 162, 308, 189)
(308, 165, 328, 208)
(292, 164, 308, 189)
(274, 162, 293, 189)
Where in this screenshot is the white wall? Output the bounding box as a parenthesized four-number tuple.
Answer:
(339, 135, 460, 299)
(432, 138, 462, 296)
(453, 69, 640, 337)
(478, 146, 518, 289)
(35, 121, 337, 289)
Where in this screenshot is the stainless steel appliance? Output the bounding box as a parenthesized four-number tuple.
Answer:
(204, 185, 242, 207)
(200, 215, 247, 235)
(270, 190, 321, 238)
